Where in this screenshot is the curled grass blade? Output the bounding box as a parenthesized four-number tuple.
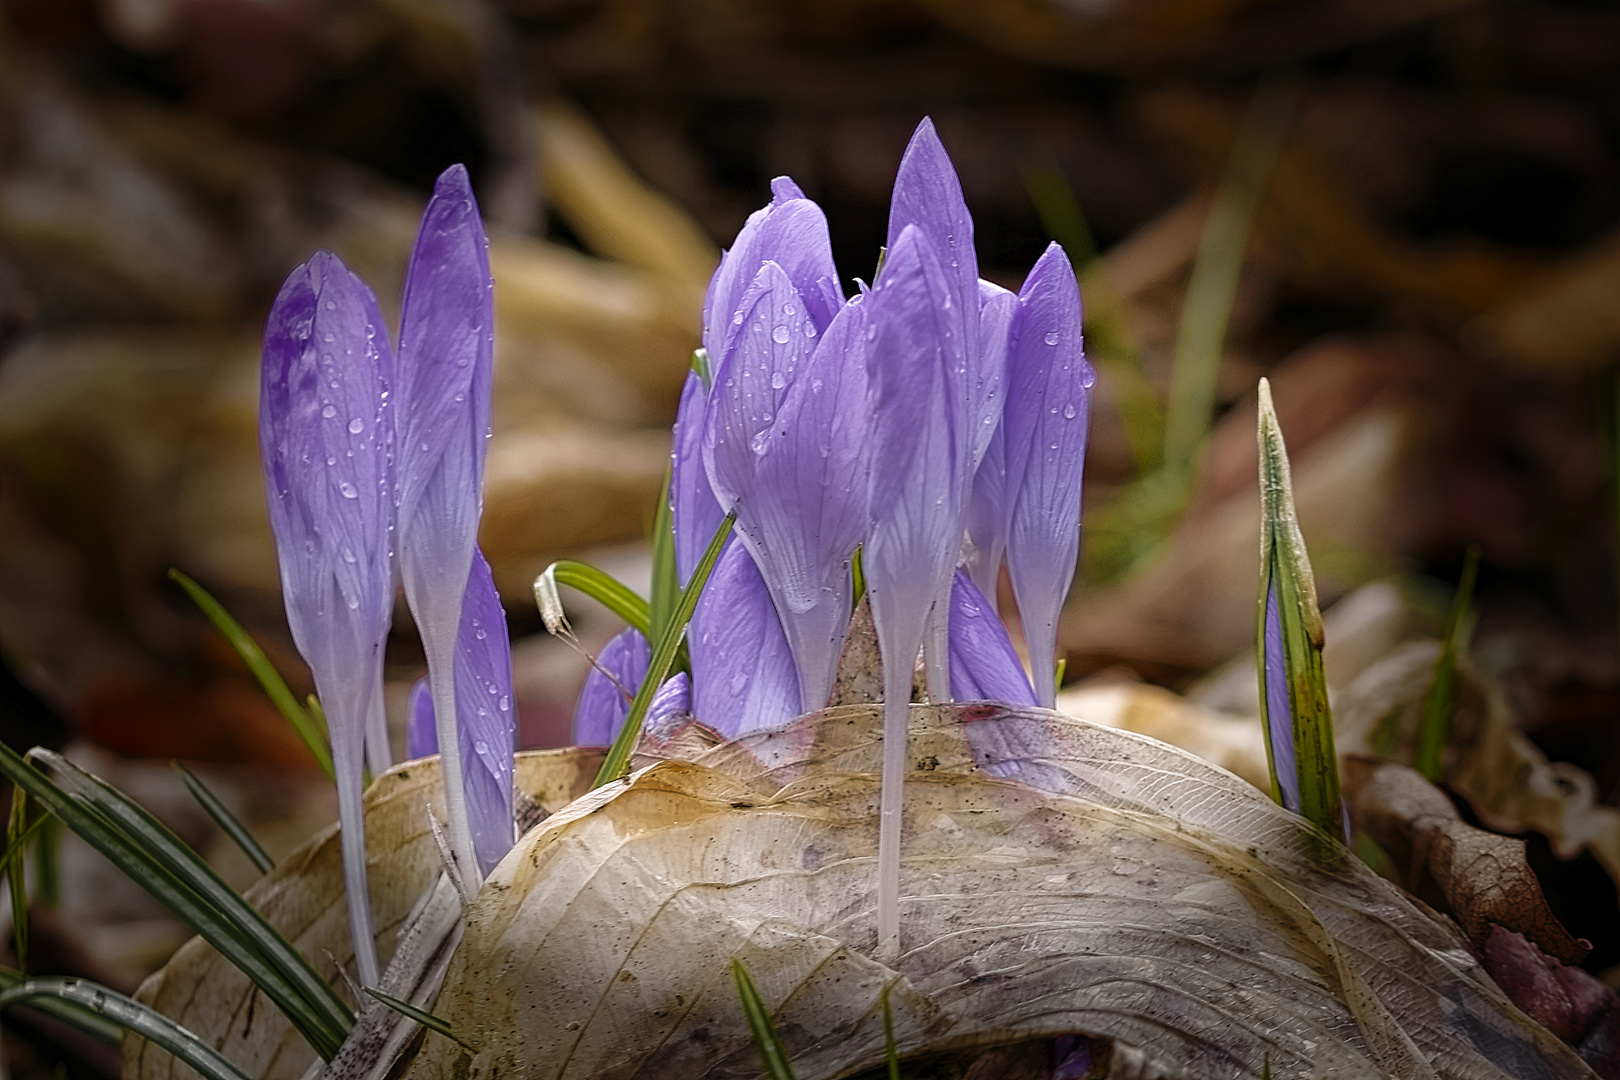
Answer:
(731, 959, 796, 1080)
(172, 762, 274, 874)
(168, 569, 333, 781)
(0, 966, 120, 1045)
(592, 511, 734, 788)
(0, 977, 250, 1080)
(0, 743, 351, 1058)
(1413, 544, 1482, 782)
(539, 561, 651, 637)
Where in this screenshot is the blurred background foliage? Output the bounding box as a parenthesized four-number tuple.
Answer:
(5, 0, 1620, 1072)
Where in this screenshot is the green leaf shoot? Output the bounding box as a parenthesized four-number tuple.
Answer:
(731, 959, 797, 1080)
(172, 762, 274, 874)
(1413, 544, 1482, 782)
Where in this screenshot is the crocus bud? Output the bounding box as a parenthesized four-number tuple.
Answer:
(947, 570, 1036, 707)
(394, 164, 495, 882)
(689, 540, 801, 740)
(671, 370, 725, 587)
(260, 249, 394, 988)
(406, 678, 435, 760)
(1001, 243, 1091, 710)
(572, 628, 650, 749)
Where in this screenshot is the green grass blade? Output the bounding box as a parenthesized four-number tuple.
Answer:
(649, 462, 681, 646)
(1413, 544, 1482, 781)
(0, 744, 351, 1058)
(171, 762, 273, 874)
(0, 966, 121, 1045)
(167, 569, 333, 781)
(731, 959, 796, 1080)
(362, 987, 475, 1051)
(1256, 379, 1343, 845)
(32, 815, 59, 908)
(0, 977, 251, 1080)
(1162, 77, 1299, 477)
(879, 983, 900, 1080)
(593, 512, 734, 788)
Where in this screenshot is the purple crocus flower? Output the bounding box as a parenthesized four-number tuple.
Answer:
(398, 550, 516, 875)
(947, 570, 1037, 707)
(260, 250, 394, 988)
(688, 540, 801, 739)
(643, 672, 692, 743)
(671, 370, 726, 587)
(393, 164, 494, 882)
(964, 282, 1018, 598)
(703, 267, 869, 713)
(1000, 243, 1091, 709)
(571, 627, 651, 749)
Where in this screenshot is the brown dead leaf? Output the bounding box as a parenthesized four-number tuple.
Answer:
(1345, 755, 1589, 966)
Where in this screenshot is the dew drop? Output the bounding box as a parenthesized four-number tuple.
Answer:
(498, 695, 510, 711)
(342, 547, 356, 563)
(866, 326, 878, 342)
(474, 628, 488, 640)
(326, 456, 336, 466)
(1044, 331, 1060, 346)
(321, 404, 337, 419)
(474, 740, 488, 755)
(346, 595, 360, 610)
(771, 325, 790, 344)
(325, 300, 336, 311)
(732, 310, 744, 326)
(323, 332, 334, 343)
(348, 417, 364, 434)
(805, 324, 817, 338)
(770, 371, 786, 390)
(811, 378, 823, 393)
(1063, 403, 1076, 419)
(338, 481, 359, 499)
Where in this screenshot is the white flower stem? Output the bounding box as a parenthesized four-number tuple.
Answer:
(332, 730, 380, 988)
(876, 664, 908, 965)
(363, 663, 393, 777)
(424, 630, 480, 898)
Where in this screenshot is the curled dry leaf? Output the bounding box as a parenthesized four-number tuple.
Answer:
(1343, 756, 1589, 966)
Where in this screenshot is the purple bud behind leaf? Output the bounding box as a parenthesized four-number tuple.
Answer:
(671, 371, 725, 586)
(406, 678, 435, 760)
(260, 249, 395, 988)
(1262, 582, 1300, 813)
(1002, 243, 1092, 710)
(689, 541, 801, 739)
(571, 627, 650, 749)
(644, 672, 692, 743)
(947, 570, 1037, 707)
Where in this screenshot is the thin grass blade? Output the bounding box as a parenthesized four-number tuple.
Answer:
(0, 743, 351, 1058)
(172, 762, 274, 874)
(0, 977, 251, 1080)
(1255, 378, 1343, 845)
(168, 569, 334, 781)
(650, 464, 681, 644)
(362, 987, 475, 1051)
(880, 983, 900, 1080)
(1413, 544, 1482, 781)
(1162, 78, 1299, 476)
(593, 511, 734, 787)
(731, 959, 797, 1080)
(6, 790, 29, 969)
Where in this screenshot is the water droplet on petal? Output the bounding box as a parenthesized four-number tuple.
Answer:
(770, 371, 786, 390)
(498, 695, 510, 711)
(732, 310, 744, 326)
(1063, 403, 1076, 419)
(348, 417, 364, 434)
(323, 333, 334, 343)
(474, 740, 488, 755)
(474, 628, 487, 640)
(342, 547, 356, 563)
(321, 404, 337, 419)
(1044, 331, 1060, 346)
(346, 595, 360, 610)
(338, 481, 359, 499)
(805, 324, 817, 338)
(771, 325, 790, 344)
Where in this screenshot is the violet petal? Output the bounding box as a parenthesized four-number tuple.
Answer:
(644, 672, 693, 743)
(689, 540, 801, 739)
(454, 548, 517, 875)
(406, 678, 435, 759)
(571, 627, 650, 749)
(1263, 582, 1300, 813)
(672, 370, 724, 585)
(947, 570, 1037, 707)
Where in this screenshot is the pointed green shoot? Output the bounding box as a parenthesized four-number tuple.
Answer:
(0, 977, 251, 1080)
(880, 982, 900, 1080)
(1413, 544, 1482, 782)
(172, 762, 273, 874)
(649, 461, 681, 645)
(592, 512, 734, 788)
(167, 569, 334, 781)
(731, 959, 797, 1080)
(362, 986, 477, 1051)
(1255, 378, 1343, 842)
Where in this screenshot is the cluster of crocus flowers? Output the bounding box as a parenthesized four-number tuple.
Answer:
(572, 119, 1095, 956)
(259, 166, 516, 988)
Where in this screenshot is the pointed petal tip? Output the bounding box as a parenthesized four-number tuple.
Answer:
(433, 163, 474, 199)
(769, 176, 807, 204)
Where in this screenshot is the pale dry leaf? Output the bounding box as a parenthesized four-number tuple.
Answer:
(397, 705, 1590, 1080)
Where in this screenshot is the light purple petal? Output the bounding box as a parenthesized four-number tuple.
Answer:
(886, 118, 979, 365)
(1002, 243, 1092, 710)
(964, 282, 1017, 598)
(689, 541, 801, 739)
(947, 570, 1036, 707)
(454, 549, 516, 875)
(393, 164, 495, 877)
(571, 627, 650, 749)
(703, 180, 843, 365)
(260, 249, 394, 987)
(672, 370, 724, 585)
(406, 678, 435, 759)
(706, 268, 869, 712)
(1263, 582, 1300, 812)
(864, 225, 967, 703)
(644, 672, 692, 742)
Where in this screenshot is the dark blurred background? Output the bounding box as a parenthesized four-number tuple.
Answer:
(4, 0, 1620, 1067)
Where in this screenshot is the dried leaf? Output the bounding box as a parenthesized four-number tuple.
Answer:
(1344, 756, 1589, 966)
